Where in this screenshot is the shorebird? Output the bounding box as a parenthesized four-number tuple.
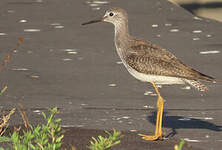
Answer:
(82, 8, 215, 141)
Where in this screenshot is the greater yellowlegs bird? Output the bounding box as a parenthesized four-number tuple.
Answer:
(82, 8, 215, 141)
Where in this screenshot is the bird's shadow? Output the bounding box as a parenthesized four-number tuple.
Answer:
(147, 111, 222, 138)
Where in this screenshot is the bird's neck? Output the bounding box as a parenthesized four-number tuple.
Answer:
(114, 21, 131, 60)
(114, 21, 130, 43)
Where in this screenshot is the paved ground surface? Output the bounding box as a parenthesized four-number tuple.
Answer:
(0, 0, 222, 150)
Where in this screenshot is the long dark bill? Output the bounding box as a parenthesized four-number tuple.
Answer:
(81, 19, 102, 25)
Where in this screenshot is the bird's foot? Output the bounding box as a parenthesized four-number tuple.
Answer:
(138, 133, 163, 141)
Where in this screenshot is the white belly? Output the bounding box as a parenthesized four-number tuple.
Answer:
(127, 66, 185, 85)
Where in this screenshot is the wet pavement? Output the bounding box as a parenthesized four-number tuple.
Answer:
(0, 0, 222, 150)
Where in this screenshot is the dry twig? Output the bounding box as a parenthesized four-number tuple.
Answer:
(17, 102, 30, 130)
(0, 37, 24, 72)
(0, 108, 16, 136)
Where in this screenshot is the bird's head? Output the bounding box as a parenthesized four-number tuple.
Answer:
(82, 8, 128, 26)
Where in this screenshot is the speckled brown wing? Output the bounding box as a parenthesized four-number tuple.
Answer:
(128, 39, 178, 60)
(126, 40, 215, 81)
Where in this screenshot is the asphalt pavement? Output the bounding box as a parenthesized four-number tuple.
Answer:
(0, 0, 222, 150)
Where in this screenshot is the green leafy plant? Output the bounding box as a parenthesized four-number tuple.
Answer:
(0, 107, 64, 150)
(89, 129, 123, 150)
(0, 136, 10, 143)
(174, 140, 185, 150)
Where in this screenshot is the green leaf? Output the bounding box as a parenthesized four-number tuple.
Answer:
(174, 140, 185, 150)
(55, 135, 64, 143)
(0, 86, 7, 96)
(178, 140, 185, 150)
(54, 118, 61, 123)
(41, 112, 47, 119)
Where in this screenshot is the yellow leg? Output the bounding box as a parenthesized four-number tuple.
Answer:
(138, 82, 164, 141)
(158, 95, 164, 140)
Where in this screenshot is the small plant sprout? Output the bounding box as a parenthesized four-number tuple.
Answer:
(174, 140, 185, 150)
(89, 129, 123, 150)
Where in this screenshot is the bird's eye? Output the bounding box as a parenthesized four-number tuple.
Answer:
(109, 12, 114, 16)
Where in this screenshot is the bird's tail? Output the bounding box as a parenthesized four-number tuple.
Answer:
(183, 79, 208, 92)
(197, 71, 216, 82)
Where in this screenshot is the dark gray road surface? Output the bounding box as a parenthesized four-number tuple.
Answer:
(0, 0, 222, 149)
